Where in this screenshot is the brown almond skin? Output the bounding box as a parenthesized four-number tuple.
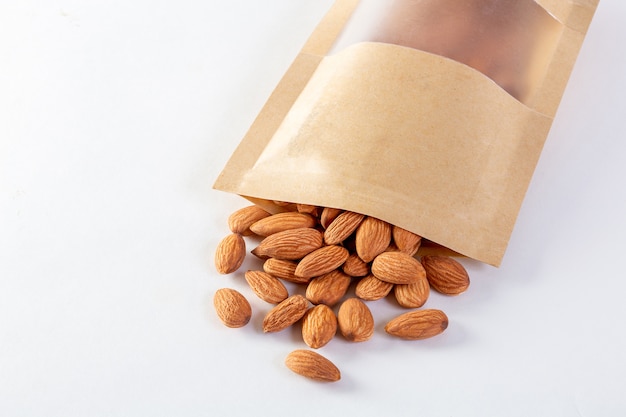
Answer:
(263, 258, 310, 284)
(295, 245, 349, 279)
(213, 288, 252, 328)
(249, 249, 270, 261)
(355, 216, 392, 262)
(385, 309, 448, 340)
(392, 226, 422, 256)
(355, 274, 394, 301)
(249, 212, 317, 237)
(394, 275, 430, 308)
(371, 251, 426, 284)
(214, 233, 246, 274)
(319, 207, 342, 229)
(324, 211, 365, 245)
(227, 205, 271, 235)
(305, 270, 351, 307)
(244, 270, 289, 304)
(253, 228, 323, 260)
(285, 349, 341, 382)
(337, 298, 374, 342)
(421, 255, 470, 295)
(262, 295, 309, 333)
(342, 253, 370, 277)
(296, 203, 318, 215)
(302, 305, 337, 349)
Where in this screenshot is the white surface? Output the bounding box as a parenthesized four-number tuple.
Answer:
(1, 1, 625, 416)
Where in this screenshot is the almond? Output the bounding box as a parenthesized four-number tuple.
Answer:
(392, 226, 422, 256)
(337, 298, 374, 342)
(262, 294, 309, 333)
(421, 255, 470, 295)
(252, 228, 323, 260)
(296, 203, 318, 216)
(319, 207, 342, 229)
(295, 245, 349, 279)
(355, 274, 394, 301)
(342, 253, 370, 277)
(249, 212, 317, 237)
(244, 270, 289, 304)
(394, 275, 430, 308)
(355, 216, 392, 262)
(285, 349, 341, 382)
(302, 304, 337, 349)
(305, 270, 351, 307)
(214, 233, 246, 274)
(227, 205, 271, 236)
(263, 258, 310, 284)
(213, 288, 252, 328)
(323, 211, 365, 245)
(250, 248, 270, 261)
(371, 251, 426, 284)
(385, 309, 448, 340)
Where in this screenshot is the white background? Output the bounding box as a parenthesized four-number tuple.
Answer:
(1, 1, 625, 416)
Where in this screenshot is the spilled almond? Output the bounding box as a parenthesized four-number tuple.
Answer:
(262, 295, 309, 333)
(385, 309, 449, 340)
(371, 251, 426, 285)
(214, 233, 246, 274)
(244, 270, 289, 304)
(213, 288, 252, 328)
(421, 255, 470, 295)
(285, 349, 341, 382)
(337, 298, 374, 342)
(302, 304, 337, 349)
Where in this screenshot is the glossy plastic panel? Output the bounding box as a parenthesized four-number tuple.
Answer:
(331, 0, 563, 104)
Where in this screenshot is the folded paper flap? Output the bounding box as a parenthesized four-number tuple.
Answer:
(218, 43, 553, 266)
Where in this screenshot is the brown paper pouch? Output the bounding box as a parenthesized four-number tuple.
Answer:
(213, 0, 599, 266)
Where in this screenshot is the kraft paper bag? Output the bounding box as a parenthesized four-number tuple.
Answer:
(213, 0, 600, 266)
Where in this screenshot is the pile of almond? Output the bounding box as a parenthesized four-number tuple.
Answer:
(213, 202, 470, 382)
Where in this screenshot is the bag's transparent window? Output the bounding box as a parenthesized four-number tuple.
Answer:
(331, 0, 563, 104)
